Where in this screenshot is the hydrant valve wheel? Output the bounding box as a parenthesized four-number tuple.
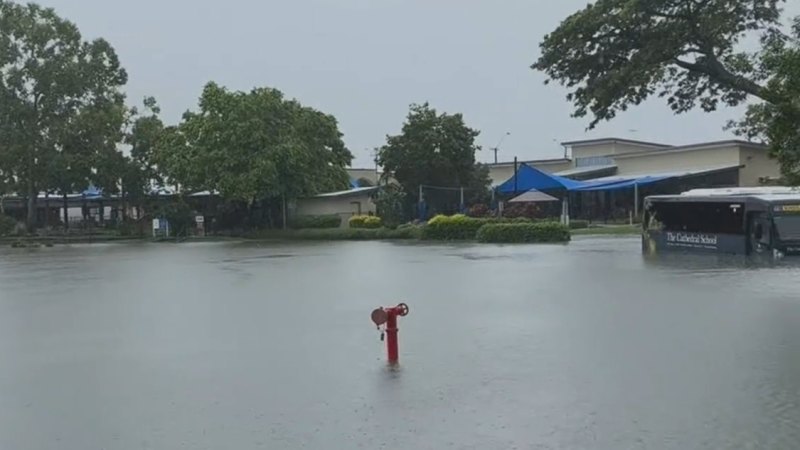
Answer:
(397, 303, 410, 317)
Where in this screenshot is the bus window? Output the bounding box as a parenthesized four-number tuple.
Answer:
(774, 216, 800, 241)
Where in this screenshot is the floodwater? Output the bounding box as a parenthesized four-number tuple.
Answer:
(1, 238, 799, 450)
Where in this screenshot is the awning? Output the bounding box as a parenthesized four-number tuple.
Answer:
(496, 163, 585, 194)
(508, 189, 559, 203)
(573, 165, 742, 192)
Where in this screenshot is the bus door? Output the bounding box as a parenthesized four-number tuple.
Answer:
(747, 212, 772, 254)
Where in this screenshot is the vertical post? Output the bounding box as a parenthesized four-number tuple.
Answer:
(513, 157, 518, 195)
(418, 184, 423, 220)
(634, 182, 639, 220)
(460, 187, 465, 213)
(282, 194, 287, 230)
(386, 310, 399, 364)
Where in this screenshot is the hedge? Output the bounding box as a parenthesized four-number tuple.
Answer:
(290, 214, 342, 229)
(476, 222, 571, 244)
(0, 214, 16, 236)
(421, 214, 486, 240)
(349, 215, 382, 229)
(569, 220, 589, 230)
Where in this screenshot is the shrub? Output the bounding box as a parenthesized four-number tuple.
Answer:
(421, 214, 485, 240)
(569, 220, 589, 230)
(476, 222, 571, 244)
(0, 214, 17, 236)
(349, 215, 382, 229)
(502, 203, 540, 219)
(290, 214, 342, 229)
(467, 203, 490, 218)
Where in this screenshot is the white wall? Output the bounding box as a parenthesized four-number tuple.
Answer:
(294, 194, 376, 227)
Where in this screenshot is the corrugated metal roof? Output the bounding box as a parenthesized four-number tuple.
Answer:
(312, 186, 380, 198)
(585, 165, 741, 184)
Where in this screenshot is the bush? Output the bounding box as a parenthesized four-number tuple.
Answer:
(0, 214, 17, 236)
(502, 203, 541, 219)
(421, 214, 486, 240)
(349, 215, 382, 229)
(467, 203, 490, 218)
(290, 214, 342, 229)
(569, 220, 589, 230)
(476, 222, 571, 244)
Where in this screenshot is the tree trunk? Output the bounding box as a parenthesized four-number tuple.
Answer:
(62, 193, 69, 229)
(282, 195, 287, 230)
(44, 192, 49, 228)
(26, 179, 36, 232)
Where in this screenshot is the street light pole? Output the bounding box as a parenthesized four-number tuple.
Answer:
(491, 132, 511, 164)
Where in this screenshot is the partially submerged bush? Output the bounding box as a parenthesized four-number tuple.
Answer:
(421, 214, 485, 240)
(290, 214, 342, 229)
(349, 215, 382, 229)
(476, 222, 571, 243)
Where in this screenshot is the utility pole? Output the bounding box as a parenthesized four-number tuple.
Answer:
(491, 132, 511, 164)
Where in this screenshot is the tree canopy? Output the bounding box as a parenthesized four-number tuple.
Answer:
(376, 103, 490, 215)
(0, 0, 128, 226)
(154, 82, 352, 204)
(534, 0, 800, 182)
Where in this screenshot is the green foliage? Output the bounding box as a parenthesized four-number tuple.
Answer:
(349, 215, 382, 229)
(729, 18, 800, 184)
(476, 222, 571, 244)
(569, 220, 589, 230)
(377, 103, 491, 214)
(0, 1, 129, 227)
(534, 0, 785, 128)
(535, 1, 800, 184)
(154, 82, 352, 203)
(421, 214, 486, 240)
(0, 214, 16, 236)
(290, 214, 342, 229)
(374, 184, 407, 228)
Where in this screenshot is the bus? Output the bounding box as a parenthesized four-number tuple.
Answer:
(642, 187, 800, 258)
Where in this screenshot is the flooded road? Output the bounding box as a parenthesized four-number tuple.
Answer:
(1, 237, 799, 449)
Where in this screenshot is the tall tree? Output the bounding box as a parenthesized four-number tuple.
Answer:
(0, 1, 128, 228)
(154, 82, 352, 225)
(377, 103, 490, 215)
(534, 1, 800, 182)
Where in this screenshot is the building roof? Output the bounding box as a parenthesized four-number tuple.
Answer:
(583, 164, 742, 184)
(508, 189, 559, 203)
(311, 186, 380, 199)
(488, 157, 570, 168)
(613, 140, 768, 159)
(560, 137, 671, 148)
(555, 164, 618, 179)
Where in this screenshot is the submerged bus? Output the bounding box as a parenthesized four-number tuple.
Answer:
(642, 187, 800, 258)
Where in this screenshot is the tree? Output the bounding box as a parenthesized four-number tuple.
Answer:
(154, 82, 353, 227)
(533, 1, 800, 184)
(118, 97, 165, 218)
(0, 1, 128, 228)
(376, 103, 491, 217)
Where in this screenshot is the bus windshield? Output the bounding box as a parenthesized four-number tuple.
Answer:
(774, 215, 800, 240)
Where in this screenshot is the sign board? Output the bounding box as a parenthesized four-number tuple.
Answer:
(195, 216, 205, 224)
(152, 218, 160, 230)
(775, 205, 800, 213)
(649, 231, 746, 254)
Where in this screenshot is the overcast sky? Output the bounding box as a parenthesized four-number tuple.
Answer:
(33, 0, 800, 167)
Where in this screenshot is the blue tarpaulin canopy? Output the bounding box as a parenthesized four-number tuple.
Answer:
(496, 164, 585, 194)
(573, 175, 671, 192)
(497, 163, 701, 194)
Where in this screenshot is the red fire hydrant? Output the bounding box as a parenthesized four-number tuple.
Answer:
(371, 303, 410, 364)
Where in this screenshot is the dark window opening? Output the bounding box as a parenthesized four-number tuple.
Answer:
(649, 202, 745, 235)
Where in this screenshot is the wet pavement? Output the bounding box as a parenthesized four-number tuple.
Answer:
(0, 237, 799, 449)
